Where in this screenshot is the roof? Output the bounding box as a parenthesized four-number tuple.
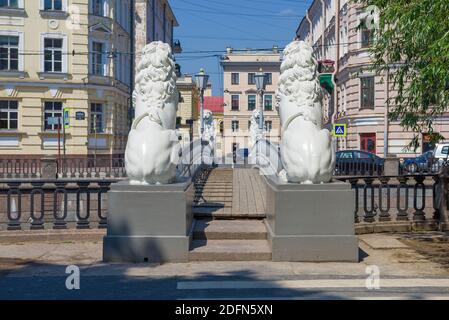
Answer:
(198, 96, 224, 114)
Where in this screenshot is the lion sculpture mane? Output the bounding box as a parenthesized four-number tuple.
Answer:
(125, 41, 181, 185)
(276, 41, 335, 184)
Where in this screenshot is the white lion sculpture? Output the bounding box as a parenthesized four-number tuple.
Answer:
(199, 109, 216, 145)
(125, 41, 181, 185)
(198, 109, 216, 164)
(249, 109, 264, 147)
(276, 41, 335, 184)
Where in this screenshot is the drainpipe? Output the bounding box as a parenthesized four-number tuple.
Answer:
(333, 0, 340, 129)
(130, 0, 135, 93)
(306, 10, 312, 46)
(152, 0, 156, 40)
(163, 2, 167, 42)
(320, 0, 326, 59)
(384, 68, 390, 157)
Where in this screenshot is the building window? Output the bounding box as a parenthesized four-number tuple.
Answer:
(231, 73, 239, 85)
(91, 41, 105, 76)
(0, 36, 18, 71)
(231, 120, 239, 133)
(44, 0, 62, 10)
(360, 77, 375, 109)
(0, 0, 18, 8)
(264, 95, 273, 111)
(44, 38, 63, 72)
(264, 120, 272, 132)
(265, 73, 272, 85)
(248, 120, 251, 130)
(361, 27, 374, 48)
(92, 0, 104, 16)
(90, 103, 104, 133)
(248, 73, 255, 85)
(44, 101, 63, 131)
(0, 100, 18, 130)
(231, 95, 239, 111)
(248, 95, 256, 111)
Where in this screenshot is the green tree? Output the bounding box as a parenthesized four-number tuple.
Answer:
(357, 0, 449, 149)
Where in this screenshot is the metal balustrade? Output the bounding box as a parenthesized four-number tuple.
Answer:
(0, 179, 118, 231)
(0, 165, 447, 232)
(339, 174, 441, 225)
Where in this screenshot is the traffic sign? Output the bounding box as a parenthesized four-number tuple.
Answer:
(333, 124, 347, 137)
(63, 108, 70, 129)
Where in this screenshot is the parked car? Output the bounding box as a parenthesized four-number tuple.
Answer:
(335, 150, 385, 176)
(401, 151, 434, 173)
(431, 143, 449, 172)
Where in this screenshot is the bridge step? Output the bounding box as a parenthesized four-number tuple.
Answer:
(193, 209, 265, 219)
(193, 202, 231, 208)
(189, 239, 271, 261)
(193, 219, 267, 240)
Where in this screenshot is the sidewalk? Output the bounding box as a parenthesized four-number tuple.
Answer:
(0, 233, 448, 299)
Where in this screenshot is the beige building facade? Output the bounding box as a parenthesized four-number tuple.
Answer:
(176, 74, 198, 143)
(0, 0, 133, 158)
(220, 48, 281, 161)
(296, 0, 449, 157)
(134, 0, 179, 68)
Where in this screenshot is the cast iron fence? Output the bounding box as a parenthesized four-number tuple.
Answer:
(336, 174, 441, 225)
(0, 179, 119, 231)
(0, 172, 446, 232)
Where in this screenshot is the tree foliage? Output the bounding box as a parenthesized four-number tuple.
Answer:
(357, 0, 449, 149)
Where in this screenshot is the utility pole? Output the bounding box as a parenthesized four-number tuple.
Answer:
(57, 116, 61, 175)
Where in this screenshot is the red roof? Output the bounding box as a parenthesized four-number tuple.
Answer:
(198, 96, 224, 114)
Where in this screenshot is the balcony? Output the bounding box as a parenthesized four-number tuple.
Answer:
(318, 60, 335, 94)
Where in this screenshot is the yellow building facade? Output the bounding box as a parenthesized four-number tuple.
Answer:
(0, 0, 132, 159)
(176, 74, 198, 143)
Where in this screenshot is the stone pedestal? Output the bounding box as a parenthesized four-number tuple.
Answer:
(103, 179, 194, 263)
(263, 176, 359, 262)
(384, 156, 400, 176)
(41, 157, 58, 179)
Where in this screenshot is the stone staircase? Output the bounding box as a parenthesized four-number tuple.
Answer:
(190, 167, 271, 261)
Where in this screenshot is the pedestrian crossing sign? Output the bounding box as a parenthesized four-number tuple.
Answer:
(333, 124, 347, 137)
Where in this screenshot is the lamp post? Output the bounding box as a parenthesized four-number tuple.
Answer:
(255, 69, 267, 131)
(195, 68, 209, 164)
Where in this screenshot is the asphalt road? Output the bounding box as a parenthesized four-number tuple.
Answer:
(1, 274, 449, 300)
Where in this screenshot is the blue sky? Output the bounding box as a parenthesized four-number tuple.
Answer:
(171, 0, 313, 95)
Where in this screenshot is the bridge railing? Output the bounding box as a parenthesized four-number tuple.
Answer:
(336, 174, 441, 227)
(0, 179, 119, 231)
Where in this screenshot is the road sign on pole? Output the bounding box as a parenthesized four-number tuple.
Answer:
(64, 108, 70, 129)
(333, 124, 347, 137)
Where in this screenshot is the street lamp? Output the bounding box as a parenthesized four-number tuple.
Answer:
(195, 68, 209, 164)
(255, 68, 267, 131)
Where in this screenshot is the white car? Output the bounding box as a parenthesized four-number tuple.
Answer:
(431, 143, 449, 171)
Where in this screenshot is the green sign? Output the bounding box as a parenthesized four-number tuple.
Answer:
(333, 124, 347, 137)
(63, 108, 70, 129)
